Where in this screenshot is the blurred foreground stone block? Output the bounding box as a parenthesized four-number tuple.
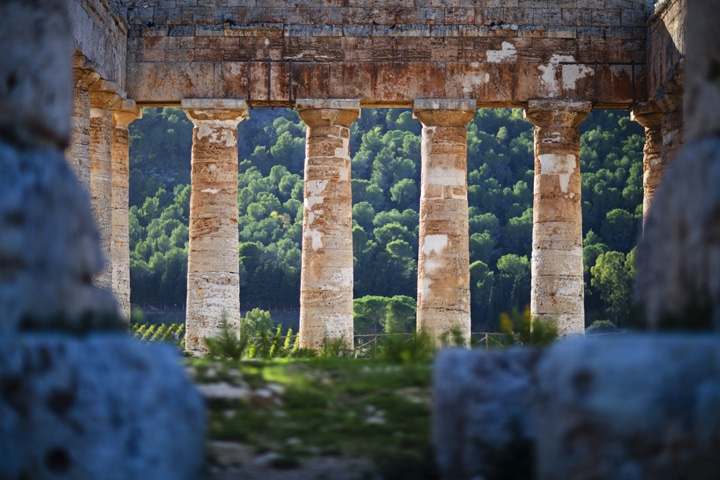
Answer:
(434, 335, 720, 480)
(0, 334, 205, 480)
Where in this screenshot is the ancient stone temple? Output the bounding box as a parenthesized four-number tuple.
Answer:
(65, 0, 684, 348)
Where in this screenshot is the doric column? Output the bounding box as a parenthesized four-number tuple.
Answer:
(413, 99, 476, 342)
(90, 80, 121, 291)
(67, 55, 100, 187)
(181, 99, 248, 353)
(523, 100, 591, 335)
(631, 103, 663, 224)
(296, 99, 360, 350)
(111, 100, 141, 321)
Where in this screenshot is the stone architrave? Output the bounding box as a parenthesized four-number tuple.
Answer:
(524, 100, 591, 335)
(631, 103, 663, 223)
(90, 81, 121, 292)
(67, 57, 100, 188)
(111, 100, 141, 321)
(413, 99, 476, 342)
(657, 89, 684, 169)
(182, 99, 248, 353)
(296, 99, 360, 350)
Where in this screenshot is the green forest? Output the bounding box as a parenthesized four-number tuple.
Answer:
(128, 106, 643, 332)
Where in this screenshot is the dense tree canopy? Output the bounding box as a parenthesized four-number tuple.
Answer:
(128, 106, 643, 330)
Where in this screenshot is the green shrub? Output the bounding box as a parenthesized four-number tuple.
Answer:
(586, 320, 619, 334)
(499, 307, 557, 347)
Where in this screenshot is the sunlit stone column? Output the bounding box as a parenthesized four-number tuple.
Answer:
(524, 100, 591, 335)
(67, 55, 99, 187)
(631, 102, 663, 224)
(111, 100, 141, 321)
(413, 99, 476, 342)
(182, 99, 248, 353)
(296, 99, 360, 350)
(90, 81, 120, 291)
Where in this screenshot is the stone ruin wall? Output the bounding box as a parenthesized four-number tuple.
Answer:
(122, 0, 652, 107)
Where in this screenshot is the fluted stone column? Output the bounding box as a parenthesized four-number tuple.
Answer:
(90, 81, 120, 291)
(631, 103, 663, 223)
(524, 100, 591, 335)
(413, 99, 476, 342)
(296, 99, 360, 350)
(182, 99, 248, 353)
(67, 56, 99, 187)
(111, 100, 141, 321)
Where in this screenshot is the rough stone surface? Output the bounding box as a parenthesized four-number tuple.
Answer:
(183, 99, 248, 353)
(433, 347, 541, 480)
(631, 102, 663, 221)
(636, 136, 720, 327)
(524, 100, 591, 335)
(111, 101, 141, 321)
(296, 99, 360, 350)
(124, 0, 650, 107)
(658, 90, 685, 171)
(414, 99, 475, 341)
(534, 335, 720, 480)
(0, 333, 205, 480)
(0, 141, 118, 331)
(67, 61, 100, 188)
(684, 0, 720, 142)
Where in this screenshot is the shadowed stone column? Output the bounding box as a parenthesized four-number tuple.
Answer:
(524, 100, 591, 335)
(90, 81, 120, 291)
(111, 100, 141, 321)
(67, 55, 99, 187)
(413, 99, 476, 342)
(657, 89, 684, 169)
(631, 103, 663, 224)
(182, 99, 248, 353)
(296, 99, 360, 350)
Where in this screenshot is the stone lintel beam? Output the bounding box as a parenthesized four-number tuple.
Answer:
(182, 99, 248, 353)
(413, 98, 476, 342)
(631, 102, 664, 223)
(296, 98, 360, 350)
(524, 99, 591, 335)
(655, 86, 684, 170)
(110, 100, 141, 321)
(89, 86, 121, 293)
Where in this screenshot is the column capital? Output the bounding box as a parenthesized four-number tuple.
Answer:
(90, 80, 122, 110)
(523, 100, 592, 128)
(296, 99, 360, 128)
(111, 99, 142, 128)
(631, 102, 663, 129)
(413, 99, 476, 127)
(181, 98, 249, 125)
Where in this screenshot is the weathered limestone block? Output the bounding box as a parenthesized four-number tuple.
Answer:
(631, 102, 663, 222)
(413, 99, 475, 342)
(0, 0, 72, 149)
(534, 335, 720, 480)
(296, 99, 360, 350)
(182, 99, 248, 353)
(657, 88, 684, 169)
(111, 100, 142, 321)
(433, 348, 541, 480)
(0, 141, 118, 331)
(524, 100, 591, 335)
(90, 81, 121, 292)
(636, 137, 720, 328)
(0, 334, 205, 480)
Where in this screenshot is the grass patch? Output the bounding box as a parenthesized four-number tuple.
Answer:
(188, 356, 439, 479)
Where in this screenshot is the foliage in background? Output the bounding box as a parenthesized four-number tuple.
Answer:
(129, 107, 643, 329)
(130, 322, 185, 349)
(499, 307, 558, 347)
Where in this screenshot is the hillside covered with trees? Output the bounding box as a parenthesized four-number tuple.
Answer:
(128, 107, 643, 332)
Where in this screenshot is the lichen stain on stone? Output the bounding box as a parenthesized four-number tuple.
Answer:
(539, 153, 576, 194)
(425, 166, 466, 187)
(196, 121, 238, 147)
(562, 64, 593, 91)
(423, 234, 449, 256)
(538, 54, 575, 97)
(487, 42, 517, 63)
